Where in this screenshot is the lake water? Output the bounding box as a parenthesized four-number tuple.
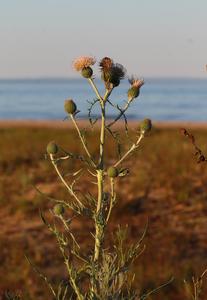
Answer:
(0, 78, 206, 121)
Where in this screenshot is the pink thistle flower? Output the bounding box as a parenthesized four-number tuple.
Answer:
(73, 56, 96, 72)
(129, 77, 144, 88)
(127, 77, 145, 101)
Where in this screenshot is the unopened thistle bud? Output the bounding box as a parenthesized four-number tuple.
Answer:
(64, 99, 77, 114)
(107, 166, 119, 178)
(140, 119, 152, 134)
(47, 141, 58, 155)
(81, 66, 93, 78)
(53, 204, 65, 216)
(127, 77, 144, 102)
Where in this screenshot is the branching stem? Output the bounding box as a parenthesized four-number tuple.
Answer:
(91, 83, 112, 262)
(59, 245, 84, 300)
(88, 78, 103, 103)
(114, 134, 144, 167)
(26, 256, 57, 299)
(50, 154, 84, 209)
(107, 101, 131, 128)
(94, 102, 105, 262)
(59, 215, 80, 249)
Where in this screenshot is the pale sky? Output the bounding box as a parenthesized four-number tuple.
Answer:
(1, 0, 207, 78)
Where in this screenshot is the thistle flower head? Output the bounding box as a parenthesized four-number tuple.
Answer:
(112, 63, 126, 81)
(129, 77, 145, 88)
(140, 118, 152, 135)
(127, 77, 144, 102)
(100, 57, 126, 88)
(99, 57, 113, 70)
(73, 56, 96, 72)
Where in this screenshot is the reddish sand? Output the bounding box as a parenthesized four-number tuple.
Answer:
(0, 119, 207, 129)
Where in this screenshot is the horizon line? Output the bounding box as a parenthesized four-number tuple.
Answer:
(0, 75, 206, 81)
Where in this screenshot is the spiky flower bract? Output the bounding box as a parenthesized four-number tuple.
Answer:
(81, 67, 93, 78)
(127, 77, 144, 102)
(47, 141, 58, 155)
(73, 56, 96, 72)
(64, 99, 77, 115)
(100, 57, 126, 88)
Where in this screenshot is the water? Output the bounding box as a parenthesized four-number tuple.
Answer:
(0, 78, 206, 121)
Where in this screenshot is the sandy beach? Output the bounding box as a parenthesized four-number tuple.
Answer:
(1, 119, 207, 129)
(1, 120, 207, 299)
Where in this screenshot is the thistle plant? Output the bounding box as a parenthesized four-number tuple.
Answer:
(33, 56, 159, 300)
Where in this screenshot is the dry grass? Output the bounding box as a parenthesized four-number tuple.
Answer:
(1, 124, 207, 299)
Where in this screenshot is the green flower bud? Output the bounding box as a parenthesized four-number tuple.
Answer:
(47, 141, 58, 155)
(64, 99, 77, 114)
(127, 86, 140, 101)
(53, 204, 65, 216)
(81, 66, 93, 78)
(107, 166, 119, 178)
(140, 119, 152, 134)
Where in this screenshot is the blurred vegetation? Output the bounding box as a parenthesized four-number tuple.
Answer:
(1, 125, 207, 299)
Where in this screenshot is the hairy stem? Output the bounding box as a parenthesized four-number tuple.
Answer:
(106, 178, 115, 223)
(88, 78, 103, 102)
(94, 101, 105, 262)
(94, 169, 105, 263)
(92, 86, 111, 263)
(114, 134, 144, 167)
